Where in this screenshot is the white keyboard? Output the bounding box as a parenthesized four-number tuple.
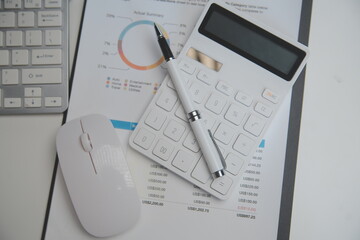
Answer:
(0, 0, 68, 114)
(129, 60, 275, 200)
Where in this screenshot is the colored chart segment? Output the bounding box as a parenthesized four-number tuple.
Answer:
(118, 20, 169, 70)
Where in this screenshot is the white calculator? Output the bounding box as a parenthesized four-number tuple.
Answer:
(129, 0, 309, 200)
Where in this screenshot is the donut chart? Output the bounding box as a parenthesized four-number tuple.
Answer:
(118, 20, 169, 70)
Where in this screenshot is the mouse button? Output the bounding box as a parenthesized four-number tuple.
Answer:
(81, 115, 119, 148)
(80, 133, 93, 152)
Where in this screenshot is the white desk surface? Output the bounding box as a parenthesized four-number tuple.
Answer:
(1, 0, 359, 239)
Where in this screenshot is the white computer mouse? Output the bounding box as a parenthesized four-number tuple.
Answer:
(56, 114, 141, 238)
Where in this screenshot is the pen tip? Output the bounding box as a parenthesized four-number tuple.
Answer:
(154, 23, 162, 37)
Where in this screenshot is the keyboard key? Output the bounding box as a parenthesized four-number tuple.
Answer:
(45, 97, 61, 107)
(6, 31, 23, 46)
(22, 68, 61, 84)
(172, 150, 196, 172)
(235, 91, 252, 107)
(164, 119, 186, 142)
(4, 98, 22, 108)
(0, 50, 10, 66)
(210, 176, 233, 195)
(4, 0, 22, 9)
(225, 153, 244, 176)
(25, 30, 42, 46)
(18, 11, 35, 27)
(254, 102, 272, 118)
(191, 157, 211, 184)
(2, 69, 19, 85)
(224, 104, 246, 126)
(24, 87, 42, 97)
(153, 139, 174, 161)
(38, 11, 62, 27)
(145, 109, 167, 131)
(24, 0, 42, 8)
(24, 98, 41, 108)
(0, 32, 3, 46)
(45, 0, 61, 8)
(133, 128, 155, 150)
(12, 50, 29, 65)
(45, 30, 61, 45)
(32, 49, 62, 65)
(244, 114, 265, 137)
(233, 134, 255, 156)
(156, 90, 177, 112)
(205, 93, 226, 114)
(0, 12, 16, 27)
(214, 122, 235, 145)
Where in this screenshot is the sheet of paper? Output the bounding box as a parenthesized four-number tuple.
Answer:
(45, 0, 303, 239)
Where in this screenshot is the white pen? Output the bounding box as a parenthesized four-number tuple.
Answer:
(154, 23, 226, 178)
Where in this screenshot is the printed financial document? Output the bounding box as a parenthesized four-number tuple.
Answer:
(45, 0, 304, 239)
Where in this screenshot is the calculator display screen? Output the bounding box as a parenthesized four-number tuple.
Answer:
(198, 4, 306, 81)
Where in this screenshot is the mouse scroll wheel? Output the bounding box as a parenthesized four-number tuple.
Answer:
(80, 133, 93, 152)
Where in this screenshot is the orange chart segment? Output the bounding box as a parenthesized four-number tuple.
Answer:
(118, 20, 168, 70)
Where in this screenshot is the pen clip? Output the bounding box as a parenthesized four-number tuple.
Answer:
(208, 129, 227, 170)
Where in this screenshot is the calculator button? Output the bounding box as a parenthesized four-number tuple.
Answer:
(216, 81, 233, 96)
(225, 153, 244, 176)
(167, 74, 189, 90)
(233, 134, 255, 156)
(164, 120, 186, 142)
(191, 157, 211, 184)
(0, 89, 2, 107)
(243, 115, 265, 137)
(133, 128, 155, 150)
(183, 131, 200, 153)
(24, 98, 41, 108)
(189, 82, 208, 104)
(179, 60, 196, 75)
(254, 102, 272, 118)
(214, 123, 235, 145)
(156, 90, 178, 112)
(145, 109, 167, 131)
(4, 98, 22, 108)
(197, 70, 215, 85)
(205, 93, 227, 115)
(152, 139, 174, 161)
(262, 89, 279, 104)
(235, 91, 252, 107)
(175, 105, 188, 122)
(172, 150, 196, 172)
(224, 104, 246, 126)
(210, 175, 233, 195)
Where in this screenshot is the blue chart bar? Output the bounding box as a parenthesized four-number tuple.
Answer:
(111, 119, 137, 131)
